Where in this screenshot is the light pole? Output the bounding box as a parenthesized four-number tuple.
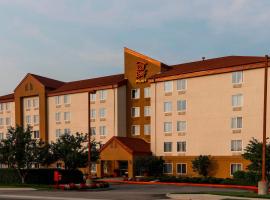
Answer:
(258, 55, 269, 195)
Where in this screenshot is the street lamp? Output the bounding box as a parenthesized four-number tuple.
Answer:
(258, 55, 269, 195)
(86, 90, 96, 184)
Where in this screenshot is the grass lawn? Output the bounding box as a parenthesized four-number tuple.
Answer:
(174, 191, 270, 199)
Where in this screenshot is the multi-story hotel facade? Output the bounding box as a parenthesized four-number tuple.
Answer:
(0, 47, 269, 178)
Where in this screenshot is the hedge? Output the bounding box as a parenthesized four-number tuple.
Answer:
(0, 168, 84, 185)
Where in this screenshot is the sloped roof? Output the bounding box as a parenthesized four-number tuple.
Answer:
(49, 74, 126, 95)
(0, 93, 14, 103)
(100, 136, 151, 154)
(30, 74, 65, 90)
(152, 56, 265, 79)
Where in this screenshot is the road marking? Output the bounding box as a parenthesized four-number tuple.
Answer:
(0, 194, 108, 200)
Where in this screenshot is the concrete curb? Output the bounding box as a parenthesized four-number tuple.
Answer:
(103, 179, 258, 192)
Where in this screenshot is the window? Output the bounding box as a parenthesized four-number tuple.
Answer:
(177, 163, 187, 174)
(55, 96, 61, 105)
(0, 133, 3, 140)
(90, 127, 96, 136)
(231, 140, 242, 151)
(144, 124, 151, 135)
(64, 112, 70, 121)
(230, 163, 242, 176)
(131, 89, 140, 99)
(5, 103, 10, 111)
(26, 99, 31, 109)
(99, 108, 106, 118)
(164, 142, 172, 152)
(164, 81, 173, 93)
(144, 106, 151, 117)
(91, 163, 97, 172)
(63, 95, 70, 104)
(33, 115, 39, 124)
(100, 126, 107, 136)
(164, 101, 172, 113)
(55, 112, 61, 122)
(131, 107, 140, 117)
(90, 93, 96, 102)
(232, 94, 243, 107)
(99, 90, 107, 101)
(25, 115, 31, 124)
(232, 71, 243, 84)
(0, 104, 3, 111)
(164, 122, 172, 133)
(90, 109, 96, 119)
(177, 100, 187, 112)
(0, 118, 3, 126)
(6, 118, 11, 126)
(144, 87, 150, 98)
(177, 121, 187, 132)
(163, 163, 173, 174)
(231, 117, 242, 129)
(33, 131, 40, 139)
(177, 79, 187, 91)
(64, 128, 71, 135)
(131, 125, 140, 136)
(56, 129, 61, 138)
(33, 98, 39, 108)
(177, 141, 186, 152)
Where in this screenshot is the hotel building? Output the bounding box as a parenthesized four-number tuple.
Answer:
(0, 47, 269, 178)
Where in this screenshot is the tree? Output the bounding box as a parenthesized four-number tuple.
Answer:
(51, 133, 100, 170)
(0, 126, 41, 183)
(192, 155, 211, 177)
(243, 138, 270, 176)
(134, 156, 164, 177)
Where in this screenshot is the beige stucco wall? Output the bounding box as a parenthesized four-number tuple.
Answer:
(48, 92, 89, 142)
(151, 68, 270, 156)
(0, 102, 15, 138)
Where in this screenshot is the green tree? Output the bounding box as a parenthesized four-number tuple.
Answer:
(0, 126, 41, 183)
(51, 133, 100, 170)
(134, 156, 164, 177)
(243, 137, 270, 176)
(192, 155, 211, 177)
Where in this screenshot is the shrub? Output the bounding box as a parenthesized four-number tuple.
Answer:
(192, 155, 211, 177)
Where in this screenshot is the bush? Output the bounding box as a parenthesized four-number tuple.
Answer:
(0, 168, 84, 185)
(233, 170, 260, 185)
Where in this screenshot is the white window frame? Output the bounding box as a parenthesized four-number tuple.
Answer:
(99, 90, 107, 101)
(0, 118, 3, 126)
(164, 81, 173, 93)
(163, 163, 173, 174)
(230, 163, 242, 176)
(144, 124, 151, 135)
(6, 118, 11, 126)
(55, 112, 61, 122)
(177, 141, 187, 152)
(177, 121, 187, 132)
(176, 163, 187, 175)
(63, 95, 71, 104)
(26, 99, 31, 109)
(25, 115, 31, 124)
(232, 71, 243, 84)
(131, 125, 140, 136)
(231, 140, 242, 152)
(131, 107, 140, 118)
(232, 94, 243, 108)
(55, 96, 61, 105)
(164, 122, 172, 133)
(56, 129, 62, 138)
(33, 98, 39, 108)
(177, 79, 187, 91)
(164, 142, 172, 152)
(33, 130, 40, 139)
(144, 87, 150, 98)
(164, 101, 172, 113)
(231, 117, 243, 129)
(177, 100, 187, 112)
(90, 109, 96, 119)
(144, 106, 151, 117)
(131, 89, 140, 99)
(99, 108, 106, 118)
(5, 103, 10, 111)
(33, 115, 39, 125)
(99, 126, 107, 136)
(64, 112, 71, 122)
(90, 93, 96, 102)
(64, 128, 71, 135)
(0, 133, 4, 140)
(90, 127, 96, 136)
(0, 104, 3, 111)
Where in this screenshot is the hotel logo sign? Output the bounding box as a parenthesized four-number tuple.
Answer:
(136, 61, 148, 83)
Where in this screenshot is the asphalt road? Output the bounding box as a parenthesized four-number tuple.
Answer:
(0, 183, 250, 200)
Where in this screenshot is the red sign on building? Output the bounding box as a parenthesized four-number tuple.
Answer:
(136, 62, 148, 83)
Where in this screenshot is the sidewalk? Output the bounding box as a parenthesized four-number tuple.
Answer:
(167, 193, 269, 200)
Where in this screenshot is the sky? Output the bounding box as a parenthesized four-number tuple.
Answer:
(0, 0, 270, 95)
